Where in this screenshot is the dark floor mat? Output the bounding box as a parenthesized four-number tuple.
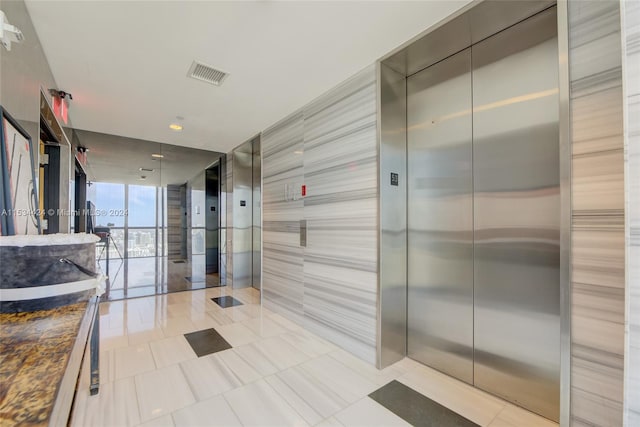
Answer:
(211, 296, 243, 308)
(184, 328, 232, 357)
(368, 380, 479, 427)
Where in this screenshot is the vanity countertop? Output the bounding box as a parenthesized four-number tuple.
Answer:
(0, 302, 90, 426)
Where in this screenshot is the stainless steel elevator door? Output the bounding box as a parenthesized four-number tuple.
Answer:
(252, 141, 261, 290)
(407, 48, 474, 384)
(233, 148, 254, 288)
(472, 7, 560, 421)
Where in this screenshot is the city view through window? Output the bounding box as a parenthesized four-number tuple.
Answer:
(87, 182, 167, 258)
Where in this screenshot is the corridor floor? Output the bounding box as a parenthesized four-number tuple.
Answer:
(71, 287, 557, 427)
(97, 255, 220, 301)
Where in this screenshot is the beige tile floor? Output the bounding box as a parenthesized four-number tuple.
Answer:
(71, 287, 558, 427)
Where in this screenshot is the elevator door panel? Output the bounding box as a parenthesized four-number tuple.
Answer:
(407, 49, 473, 384)
(472, 8, 560, 421)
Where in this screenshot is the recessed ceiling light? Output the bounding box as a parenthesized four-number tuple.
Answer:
(151, 153, 164, 158)
(169, 123, 183, 131)
(139, 167, 154, 172)
(294, 150, 303, 155)
(139, 176, 147, 180)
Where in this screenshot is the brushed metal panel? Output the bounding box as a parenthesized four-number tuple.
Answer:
(378, 63, 408, 368)
(381, 0, 553, 77)
(472, 7, 560, 421)
(407, 49, 474, 384)
(206, 166, 219, 275)
(219, 155, 228, 285)
(233, 142, 254, 288)
(252, 138, 261, 290)
(299, 220, 307, 248)
(468, 0, 555, 44)
(557, 2, 571, 425)
(403, 13, 471, 78)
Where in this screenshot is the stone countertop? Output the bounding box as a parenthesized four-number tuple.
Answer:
(0, 302, 88, 426)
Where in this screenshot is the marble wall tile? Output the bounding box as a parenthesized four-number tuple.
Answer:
(623, 0, 640, 424)
(302, 66, 378, 365)
(262, 112, 306, 323)
(568, 1, 626, 425)
(261, 66, 379, 365)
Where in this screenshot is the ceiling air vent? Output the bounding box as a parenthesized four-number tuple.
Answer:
(187, 61, 229, 86)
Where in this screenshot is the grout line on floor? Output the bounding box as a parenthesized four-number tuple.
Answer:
(131, 373, 144, 426)
(177, 361, 200, 407)
(485, 404, 506, 427)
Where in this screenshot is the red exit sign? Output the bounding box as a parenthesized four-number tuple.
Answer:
(52, 96, 68, 124)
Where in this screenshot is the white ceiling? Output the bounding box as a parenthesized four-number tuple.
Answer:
(25, 0, 470, 153)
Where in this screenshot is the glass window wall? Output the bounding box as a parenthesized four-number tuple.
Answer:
(88, 182, 165, 259)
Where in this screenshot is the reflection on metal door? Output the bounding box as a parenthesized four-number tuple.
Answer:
(252, 140, 261, 290)
(232, 136, 262, 289)
(406, 7, 560, 421)
(472, 8, 559, 419)
(407, 48, 474, 384)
